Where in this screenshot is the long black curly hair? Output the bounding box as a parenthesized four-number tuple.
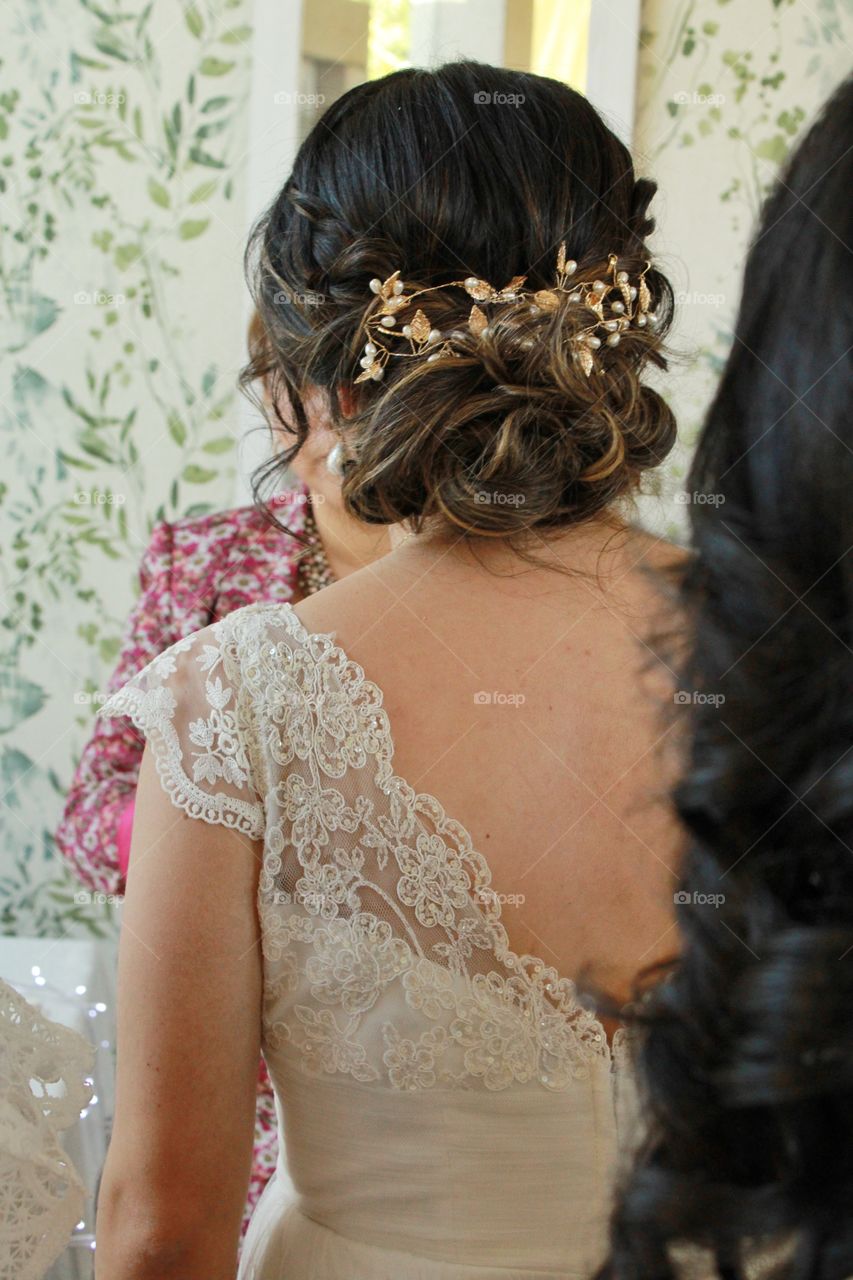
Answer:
(601, 74, 853, 1279)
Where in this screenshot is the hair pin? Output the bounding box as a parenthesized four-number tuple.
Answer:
(354, 245, 656, 384)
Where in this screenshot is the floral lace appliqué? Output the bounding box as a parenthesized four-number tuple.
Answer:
(105, 601, 624, 1097)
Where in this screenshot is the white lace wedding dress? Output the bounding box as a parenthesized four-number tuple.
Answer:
(0, 978, 93, 1280)
(102, 601, 643, 1279)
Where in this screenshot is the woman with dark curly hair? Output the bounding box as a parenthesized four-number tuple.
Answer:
(601, 75, 853, 1280)
(92, 61, 686, 1279)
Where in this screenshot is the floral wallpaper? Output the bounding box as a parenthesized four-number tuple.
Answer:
(633, 0, 853, 532)
(1, 0, 851, 940)
(0, 0, 252, 938)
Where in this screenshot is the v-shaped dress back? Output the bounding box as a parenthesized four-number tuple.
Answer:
(102, 601, 642, 1279)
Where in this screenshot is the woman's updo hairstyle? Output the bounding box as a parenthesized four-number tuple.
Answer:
(242, 60, 675, 538)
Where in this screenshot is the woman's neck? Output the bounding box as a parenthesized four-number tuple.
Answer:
(310, 492, 392, 580)
(389, 512, 638, 584)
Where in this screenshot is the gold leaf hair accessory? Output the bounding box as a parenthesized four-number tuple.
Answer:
(354, 246, 656, 384)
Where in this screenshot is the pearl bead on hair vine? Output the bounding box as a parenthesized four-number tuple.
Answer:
(354, 245, 657, 384)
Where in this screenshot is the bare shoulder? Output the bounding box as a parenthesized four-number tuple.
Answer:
(292, 524, 692, 652)
(615, 527, 692, 618)
(291, 550, 405, 641)
(624, 524, 692, 573)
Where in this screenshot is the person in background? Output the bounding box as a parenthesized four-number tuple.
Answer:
(600, 75, 853, 1280)
(55, 311, 391, 1239)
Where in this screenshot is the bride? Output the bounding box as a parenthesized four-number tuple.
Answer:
(94, 60, 685, 1280)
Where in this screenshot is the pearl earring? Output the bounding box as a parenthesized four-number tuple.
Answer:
(326, 442, 346, 477)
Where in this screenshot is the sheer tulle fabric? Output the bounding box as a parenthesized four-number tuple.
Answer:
(101, 602, 643, 1278)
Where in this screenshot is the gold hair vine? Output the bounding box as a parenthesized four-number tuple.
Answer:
(354, 245, 656, 384)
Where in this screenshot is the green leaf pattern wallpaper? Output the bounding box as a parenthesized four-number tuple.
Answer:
(1, 0, 252, 938)
(633, 0, 853, 532)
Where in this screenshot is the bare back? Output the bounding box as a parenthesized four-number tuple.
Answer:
(295, 521, 686, 1014)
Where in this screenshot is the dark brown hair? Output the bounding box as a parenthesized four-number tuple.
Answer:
(241, 61, 676, 541)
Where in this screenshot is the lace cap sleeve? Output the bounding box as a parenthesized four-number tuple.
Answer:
(98, 619, 265, 839)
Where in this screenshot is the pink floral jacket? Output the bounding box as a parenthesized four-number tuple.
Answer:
(55, 488, 313, 1245)
(56, 492, 309, 893)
